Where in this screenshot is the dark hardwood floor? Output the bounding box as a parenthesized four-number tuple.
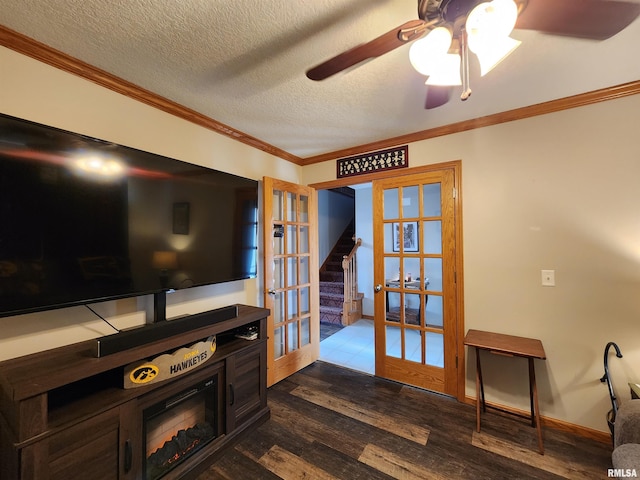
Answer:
(196, 361, 612, 479)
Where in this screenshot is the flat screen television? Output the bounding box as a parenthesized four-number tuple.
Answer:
(0, 113, 259, 319)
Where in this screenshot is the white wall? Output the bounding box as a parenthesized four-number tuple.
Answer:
(354, 186, 374, 315)
(0, 46, 301, 360)
(303, 94, 640, 434)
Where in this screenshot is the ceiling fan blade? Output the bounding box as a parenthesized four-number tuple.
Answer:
(516, 0, 640, 40)
(306, 19, 427, 81)
(425, 86, 452, 109)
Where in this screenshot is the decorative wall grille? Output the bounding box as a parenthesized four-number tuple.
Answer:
(336, 146, 408, 179)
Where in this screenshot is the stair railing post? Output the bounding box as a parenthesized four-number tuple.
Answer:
(342, 237, 362, 325)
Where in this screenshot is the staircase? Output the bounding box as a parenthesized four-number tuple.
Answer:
(319, 223, 359, 326)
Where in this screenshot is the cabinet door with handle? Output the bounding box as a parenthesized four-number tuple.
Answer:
(48, 408, 121, 480)
(225, 344, 266, 432)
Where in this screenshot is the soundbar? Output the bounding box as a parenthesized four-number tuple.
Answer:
(95, 304, 238, 357)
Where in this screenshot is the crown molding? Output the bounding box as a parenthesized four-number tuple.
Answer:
(0, 25, 304, 165)
(301, 79, 640, 165)
(2, 24, 638, 168)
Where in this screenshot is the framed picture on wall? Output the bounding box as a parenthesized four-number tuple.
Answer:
(393, 221, 419, 252)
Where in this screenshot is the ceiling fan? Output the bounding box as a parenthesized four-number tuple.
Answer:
(306, 0, 640, 109)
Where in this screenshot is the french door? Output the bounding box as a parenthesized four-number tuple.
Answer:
(262, 177, 319, 386)
(372, 169, 458, 396)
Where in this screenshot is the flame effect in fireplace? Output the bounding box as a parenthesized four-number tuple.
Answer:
(147, 423, 215, 480)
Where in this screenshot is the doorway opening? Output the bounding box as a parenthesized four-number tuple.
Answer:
(313, 161, 464, 399)
(318, 184, 374, 375)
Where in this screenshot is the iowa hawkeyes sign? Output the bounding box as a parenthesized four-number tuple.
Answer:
(123, 336, 216, 389)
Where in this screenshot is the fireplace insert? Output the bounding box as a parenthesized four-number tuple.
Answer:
(143, 377, 218, 480)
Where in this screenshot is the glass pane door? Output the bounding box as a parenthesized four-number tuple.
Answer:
(263, 177, 318, 386)
(373, 170, 457, 395)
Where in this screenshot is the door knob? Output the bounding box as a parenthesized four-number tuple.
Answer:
(267, 289, 277, 295)
(374, 284, 382, 292)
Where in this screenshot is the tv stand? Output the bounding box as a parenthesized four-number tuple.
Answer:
(0, 304, 269, 480)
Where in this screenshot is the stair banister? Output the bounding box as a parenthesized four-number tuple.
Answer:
(341, 236, 362, 325)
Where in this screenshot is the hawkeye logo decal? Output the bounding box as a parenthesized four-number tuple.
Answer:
(123, 336, 216, 389)
(129, 364, 159, 384)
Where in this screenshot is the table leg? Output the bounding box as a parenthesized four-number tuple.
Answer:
(529, 360, 535, 428)
(477, 349, 485, 413)
(475, 347, 483, 432)
(529, 358, 544, 454)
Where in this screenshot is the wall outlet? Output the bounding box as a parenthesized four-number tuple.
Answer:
(541, 270, 555, 287)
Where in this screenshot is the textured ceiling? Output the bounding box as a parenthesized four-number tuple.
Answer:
(1, 0, 639, 160)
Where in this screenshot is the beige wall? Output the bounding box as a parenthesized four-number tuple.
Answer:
(3, 44, 639, 434)
(0, 46, 301, 360)
(303, 94, 640, 433)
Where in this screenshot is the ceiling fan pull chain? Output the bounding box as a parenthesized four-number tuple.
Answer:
(460, 27, 472, 101)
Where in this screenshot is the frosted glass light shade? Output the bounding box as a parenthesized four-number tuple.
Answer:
(425, 54, 462, 86)
(409, 27, 453, 76)
(467, 0, 520, 76)
(473, 36, 521, 76)
(467, 0, 518, 42)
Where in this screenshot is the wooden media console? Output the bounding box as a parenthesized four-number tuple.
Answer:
(0, 304, 270, 480)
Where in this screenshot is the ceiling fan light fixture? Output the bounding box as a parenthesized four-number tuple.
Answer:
(473, 35, 521, 76)
(425, 53, 462, 86)
(409, 26, 453, 76)
(466, 0, 521, 76)
(467, 0, 519, 41)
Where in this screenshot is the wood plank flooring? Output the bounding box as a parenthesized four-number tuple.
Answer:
(195, 361, 612, 480)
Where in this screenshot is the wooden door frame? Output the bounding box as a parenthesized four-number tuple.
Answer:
(309, 160, 465, 401)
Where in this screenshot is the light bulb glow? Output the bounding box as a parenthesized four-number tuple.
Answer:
(71, 153, 125, 180)
(409, 0, 521, 88)
(409, 27, 453, 76)
(467, 0, 518, 45)
(467, 0, 520, 76)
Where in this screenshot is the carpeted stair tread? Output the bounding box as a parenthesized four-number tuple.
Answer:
(324, 261, 344, 272)
(320, 305, 343, 325)
(320, 291, 343, 308)
(318, 221, 356, 326)
(320, 291, 343, 299)
(320, 271, 342, 281)
(320, 282, 344, 295)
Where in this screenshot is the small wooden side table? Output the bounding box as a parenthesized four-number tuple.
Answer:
(464, 329, 547, 454)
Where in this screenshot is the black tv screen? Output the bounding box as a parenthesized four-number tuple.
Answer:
(0, 113, 258, 318)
